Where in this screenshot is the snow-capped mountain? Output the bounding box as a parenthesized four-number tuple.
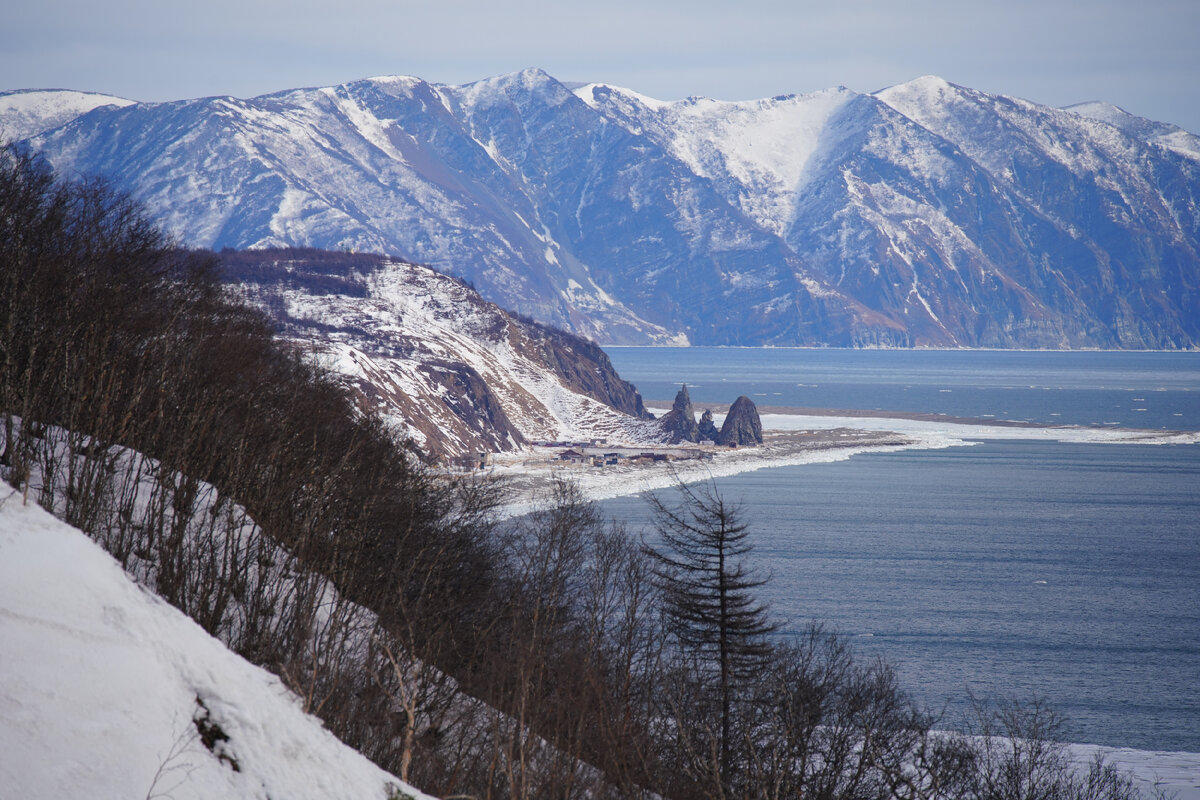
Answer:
(585, 76, 1200, 348)
(0, 88, 133, 142)
(223, 249, 659, 459)
(9, 71, 1199, 348)
(1065, 100, 1200, 162)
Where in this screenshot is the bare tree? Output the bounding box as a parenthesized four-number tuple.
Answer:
(946, 697, 1150, 800)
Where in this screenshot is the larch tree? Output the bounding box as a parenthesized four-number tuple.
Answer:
(645, 478, 778, 796)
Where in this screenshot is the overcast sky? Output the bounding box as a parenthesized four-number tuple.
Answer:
(5, 0, 1199, 132)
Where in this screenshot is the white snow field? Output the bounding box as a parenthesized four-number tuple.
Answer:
(0, 493, 426, 800)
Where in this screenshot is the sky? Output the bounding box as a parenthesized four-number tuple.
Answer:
(4, 0, 1199, 133)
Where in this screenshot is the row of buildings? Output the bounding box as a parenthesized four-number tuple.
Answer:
(554, 446, 716, 468)
(446, 437, 744, 473)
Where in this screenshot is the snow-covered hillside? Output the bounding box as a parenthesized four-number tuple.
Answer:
(8, 70, 1199, 348)
(4, 454, 1199, 799)
(226, 250, 662, 458)
(0, 88, 133, 142)
(0, 493, 427, 800)
(1065, 100, 1200, 162)
(574, 83, 857, 237)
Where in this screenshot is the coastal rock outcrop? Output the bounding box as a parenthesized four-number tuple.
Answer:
(718, 396, 763, 446)
(698, 408, 721, 443)
(659, 384, 700, 443)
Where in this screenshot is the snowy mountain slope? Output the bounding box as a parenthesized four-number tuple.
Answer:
(0, 88, 133, 142)
(19, 76, 677, 344)
(436, 69, 888, 346)
(1065, 100, 1200, 162)
(225, 249, 662, 459)
(874, 76, 1200, 346)
(574, 83, 858, 237)
(11, 71, 1200, 348)
(0, 494, 427, 800)
(580, 84, 992, 345)
(588, 77, 1200, 347)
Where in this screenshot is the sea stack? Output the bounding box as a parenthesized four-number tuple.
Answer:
(698, 408, 721, 442)
(718, 395, 763, 446)
(659, 384, 700, 443)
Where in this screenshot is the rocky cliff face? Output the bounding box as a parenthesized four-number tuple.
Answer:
(658, 385, 700, 443)
(718, 396, 764, 447)
(222, 249, 658, 460)
(12, 71, 1200, 348)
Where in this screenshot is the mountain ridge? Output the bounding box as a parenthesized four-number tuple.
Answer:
(8, 70, 1198, 349)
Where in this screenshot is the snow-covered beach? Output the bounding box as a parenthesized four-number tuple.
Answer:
(494, 406, 1200, 514)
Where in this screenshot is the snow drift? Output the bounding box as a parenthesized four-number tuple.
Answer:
(0, 493, 427, 800)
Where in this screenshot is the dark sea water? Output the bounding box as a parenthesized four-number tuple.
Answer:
(599, 348, 1200, 752)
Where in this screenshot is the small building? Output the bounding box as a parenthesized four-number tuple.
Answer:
(450, 452, 492, 471)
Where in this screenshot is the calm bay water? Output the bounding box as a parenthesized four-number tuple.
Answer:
(607, 347, 1200, 430)
(599, 348, 1200, 752)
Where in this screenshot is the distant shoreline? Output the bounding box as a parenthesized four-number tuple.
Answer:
(494, 425, 931, 516)
(654, 401, 1057, 430)
(498, 404, 1198, 515)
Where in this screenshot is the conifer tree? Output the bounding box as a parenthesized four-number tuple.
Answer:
(645, 478, 777, 794)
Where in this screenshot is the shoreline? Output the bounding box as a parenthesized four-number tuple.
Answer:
(1067, 744, 1200, 800)
(669, 401, 1060, 429)
(492, 424, 959, 517)
(490, 415, 1200, 787)
(494, 407, 1199, 515)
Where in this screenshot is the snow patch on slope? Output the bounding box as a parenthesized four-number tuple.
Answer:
(0, 495, 424, 800)
(1065, 101, 1200, 162)
(576, 83, 857, 235)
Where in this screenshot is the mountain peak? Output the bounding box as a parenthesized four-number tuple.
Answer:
(0, 88, 135, 141)
(909, 74, 954, 88)
(469, 67, 557, 90)
(1065, 100, 1200, 160)
(452, 67, 574, 108)
(1064, 100, 1127, 120)
(875, 74, 962, 102)
(574, 82, 670, 111)
(357, 74, 428, 91)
